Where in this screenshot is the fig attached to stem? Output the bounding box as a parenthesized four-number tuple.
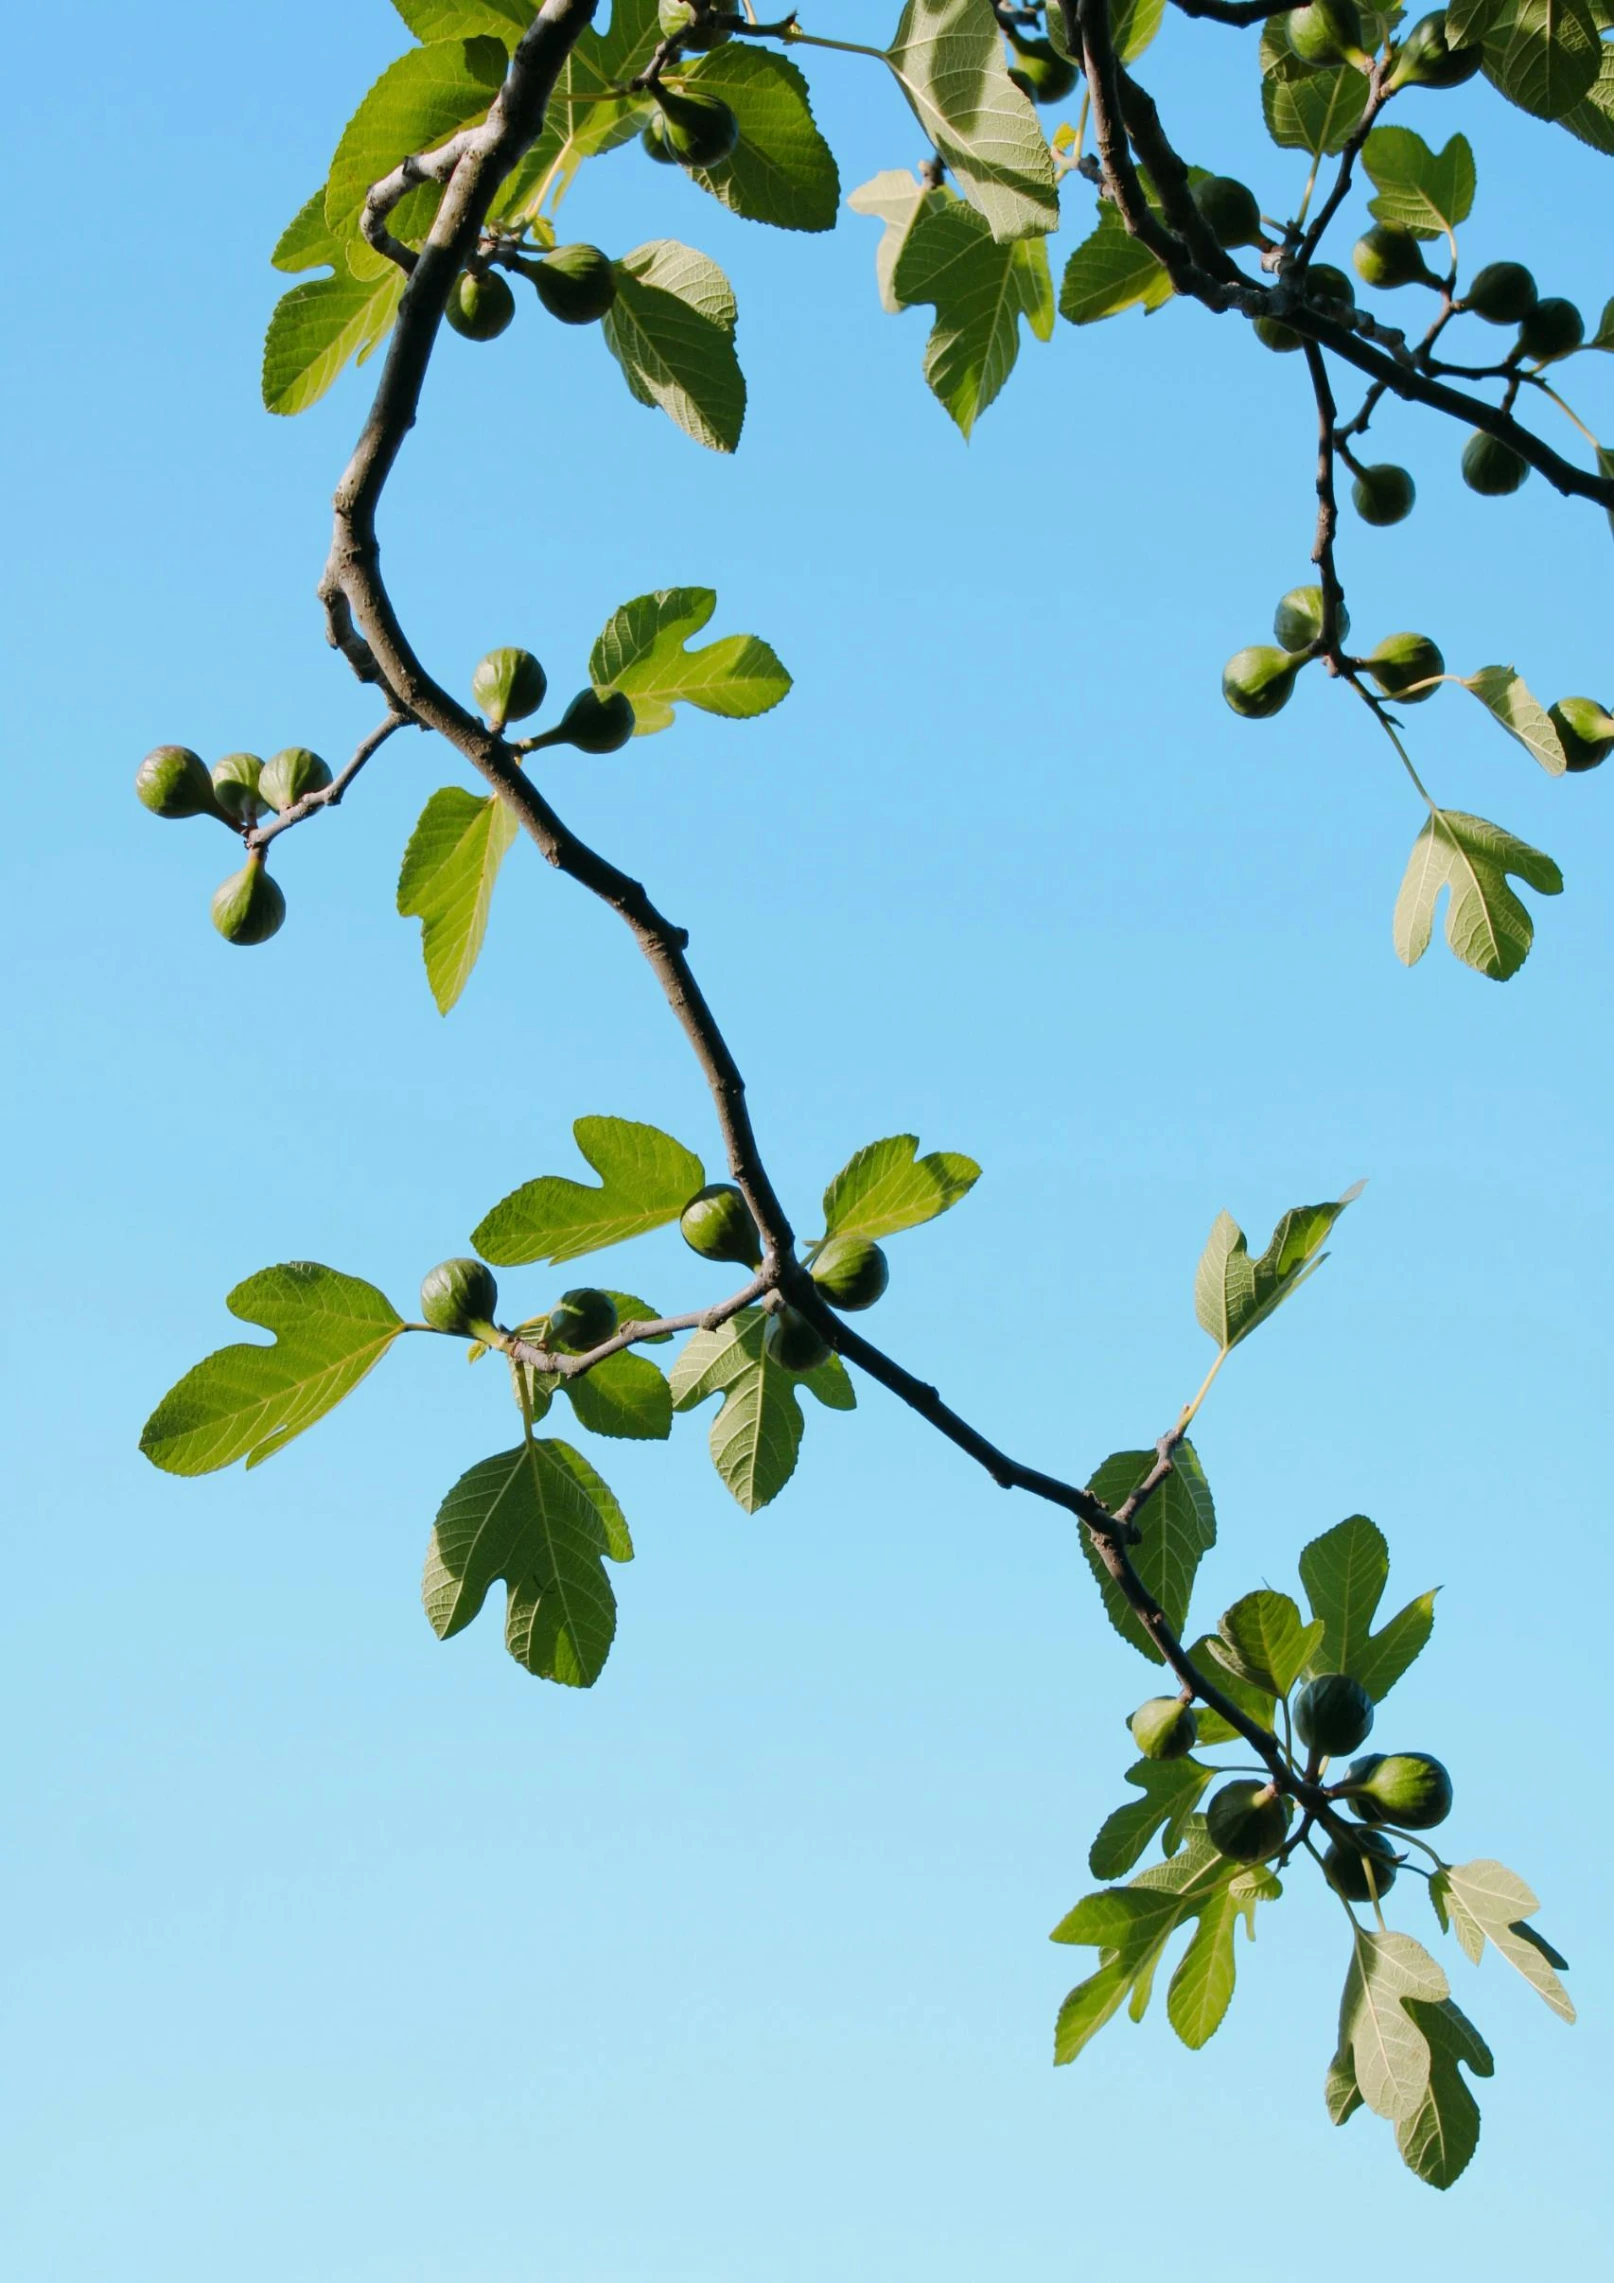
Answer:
(658, 0, 733, 47)
(547, 1287, 620, 1354)
(536, 689, 637, 754)
(1223, 646, 1304, 719)
(1339, 1750, 1453, 1828)
(1293, 1673, 1375, 1757)
(1274, 585, 1349, 653)
(654, 86, 740, 167)
(445, 269, 516, 341)
(1549, 696, 1614, 771)
(1207, 1779, 1293, 1863)
(1517, 295, 1584, 363)
(680, 1183, 764, 1268)
(1193, 176, 1263, 250)
(1353, 225, 1431, 291)
(1367, 631, 1444, 703)
(1129, 1697, 1199, 1761)
(420, 1257, 500, 1339)
(810, 1235, 889, 1312)
(1004, 31, 1079, 105)
(530, 244, 617, 326)
(1465, 260, 1537, 325)
(472, 646, 549, 732)
(1323, 1825, 1401, 1902)
(136, 744, 222, 820)
(1386, 10, 1484, 89)
(1351, 463, 1416, 526)
(210, 849, 286, 946)
(212, 751, 267, 825)
(1286, 0, 1371, 69)
(1462, 431, 1530, 496)
(259, 746, 332, 814)
(763, 1305, 830, 1375)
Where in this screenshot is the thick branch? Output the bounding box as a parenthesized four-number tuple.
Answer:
(1302, 343, 1349, 657)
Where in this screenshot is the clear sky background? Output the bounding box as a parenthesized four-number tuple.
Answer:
(4, 5, 1612, 2277)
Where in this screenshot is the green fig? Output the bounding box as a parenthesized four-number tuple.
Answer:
(810, 1235, 889, 1312)
(1274, 585, 1350, 652)
(1341, 1751, 1453, 1828)
(642, 114, 680, 164)
(531, 243, 617, 326)
(210, 851, 286, 946)
(1305, 263, 1357, 317)
(763, 1304, 831, 1375)
(1129, 1697, 1199, 1761)
(1461, 431, 1530, 496)
(1193, 175, 1263, 250)
(1387, 10, 1484, 90)
(472, 646, 548, 732)
(212, 750, 267, 824)
(1367, 631, 1444, 703)
(444, 268, 515, 341)
(1549, 696, 1614, 772)
(1351, 462, 1416, 526)
(1003, 34, 1079, 104)
(258, 746, 332, 814)
(658, 0, 733, 46)
(1465, 260, 1537, 325)
(136, 744, 219, 820)
(1518, 295, 1584, 363)
(420, 1256, 500, 1337)
(1222, 645, 1303, 719)
(547, 1286, 619, 1353)
(1293, 1673, 1375, 1757)
(1287, 0, 1370, 68)
(1206, 1779, 1293, 1863)
(555, 688, 637, 753)
(1254, 314, 1304, 353)
(1353, 224, 1430, 291)
(655, 86, 740, 167)
(680, 1183, 763, 1268)
(1322, 1825, 1400, 1901)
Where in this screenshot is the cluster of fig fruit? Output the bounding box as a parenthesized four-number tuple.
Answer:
(1129, 1668, 1453, 1903)
(471, 645, 636, 752)
(444, 243, 618, 343)
(678, 1181, 889, 1374)
(135, 742, 333, 945)
(1283, 2, 1481, 86)
(420, 1257, 623, 1357)
(1221, 586, 1445, 720)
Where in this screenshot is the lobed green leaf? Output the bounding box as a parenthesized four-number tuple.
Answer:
(1461, 666, 1569, 776)
(587, 587, 791, 734)
(475, 1115, 705, 1266)
(600, 240, 746, 453)
(1058, 201, 1173, 325)
(882, 0, 1059, 243)
(1298, 1513, 1437, 1701)
(681, 46, 841, 233)
(397, 786, 520, 1013)
(891, 195, 1055, 436)
(390, 1, 534, 42)
(670, 1308, 854, 1512)
(1193, 1184, 1361, 1354)
(262, 268, 404, 415)
(324, 37, 508, 252)
(1088, 1755, 1214, 1878)
(1361, 126, 1476, 239)
(820, 1133, 980, 1243)
(1209, 1588, 1323, 1698)
(1082, 1441, 1216, 1665)
(1263, 62, 1370, 156)
(1393, 808, 1563, 980)
(1434, 1859, 1575, 2020)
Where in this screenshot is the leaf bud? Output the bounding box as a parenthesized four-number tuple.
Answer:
(1222, 645, 1303, 719)
(472, 646, 549, 732)
(210, 850, 286, 946)
(136, 744, 220, 820)
(1207, 1778, 1293, 1862)
(764, 1305, 831, 1375)
(1128, 1697, 1200, 1761)
(1351, 462, 1416, 526)
(1549, 696, 1614, 772)
(680, 1183, 764, 1268)
(1366, 631, 1445, 702)
(1341, 1750, 1453, 1828)
(1293, 1673, 1375, 1756)
(420, 1256, 500, 1338)
(1461, 431, 1530, 496)
(547, 1287, 620, 1353)
(259, 746, 332, 814)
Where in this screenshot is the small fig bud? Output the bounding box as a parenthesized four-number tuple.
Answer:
(1549, 696, 1614, 771)
(763, 1304, 831, 1375)
(1129, 1697, 1199, 1761)
(210, 850, 286, 946)
(1517, 295, 1584, 363)
(531, 243, 618, 326)
(555, 688, 636, 753)
(1461, 431, 1530, 496)
(136, 744, 219, 820)
(258, 746, 332, 814)
(445, 269, 516, 341)
(472, 646, 548, 732)
(658, 0, 733, 47)
(1353, 225, 1430, 291)
(1351, 462, 1416, 526)
(1273, 585, 1350, 653)
(655, 87, 740, 167)
(1465, 260, 1537, 325)
(1003, 33, 1079, 104)
(1386, 10, 1484, 89)
(1322, 1825, 1400, 1901)
(547, 1287, 620, 1353)
(420, 1257, 500, 1337)
(680, 1183, 763, 1268)
(1193, 175, 1263, 250)
(810, 1235, 889, 1312)
(1222, 645, 1303, 720)
(1367, 631, 1444, 703)
(1293, 1673, 1375, 1757)
(1207, 1779, 1293, 1863)
(1342, 1751, 1453, 1828)
(1254, 314, 1304, 353)
(1287, 0, 1370, 69)
(212, 751, 267, 825)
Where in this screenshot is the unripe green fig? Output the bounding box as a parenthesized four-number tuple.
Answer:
(210, 851, 286, 946)
(1549, 696, 1614, 771)
(472, 646, 548, 732)
(1222, 645, 1302, 719)
(212, 750, 267, 824)
(1342, 1751, 1453, 1828)
(1293, 1673, 1375, 1757)
(1304, 263, 1356, 318)
(1192, 175, 1263, 250)
(1351, 462, 1416, 526)
(1353, 224, 1429, 291)
(1323, 1825, 1400, 1901)
(136, 744, 218, 820)
(1387, 10, 1484, 90)
(556, 688, 636, 753)
(642, 114, 680, 164)
(547, 1286, 619, 1353)
(258, 746, 332, 814)
(1254, 314, 1303, 353)
(1517, 295, 1584, 363)
(1004, 35, 1079, 104)
(1274, 585, 1350, 652)
(1287, 0, 1369, 68)
(1207, 1779, 1293, 1863)
(810, 1235, 889, 1312)
(444, 268, 515, 341)
(1129, 1697, 1199, 1761)
(532, 243, 617, 326)
(658, 0, 733, 47)
(680, 1183, 763, 1268)
(1461, 430, 1530, 496)
(764, 1304, 831, 1374)
(420, 1256, 499, 1337)
(655, 86, 740, 167)
(1367, 631, 1444, 702)
(1465, 260, 1537, 325)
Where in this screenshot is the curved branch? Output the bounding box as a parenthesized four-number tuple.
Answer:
(248, 712, 414, 852)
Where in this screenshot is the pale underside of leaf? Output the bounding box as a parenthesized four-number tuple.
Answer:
(601, 240, 746, 453)
(883, 0, 1059, 242)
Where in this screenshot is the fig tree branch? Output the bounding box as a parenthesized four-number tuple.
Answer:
(506, 1273, 768, 1375)
(248, 712, 414, 852)
(1303, 341, 1349, 658)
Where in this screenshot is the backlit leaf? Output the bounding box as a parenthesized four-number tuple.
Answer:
(587, 587, 791, 734)
(474, 1116, 705, 1266)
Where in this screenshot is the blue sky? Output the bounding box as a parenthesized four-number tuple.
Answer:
(4, 5, 1612, 2276)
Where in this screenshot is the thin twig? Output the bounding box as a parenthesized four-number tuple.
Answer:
(248, 713, 414, 851)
